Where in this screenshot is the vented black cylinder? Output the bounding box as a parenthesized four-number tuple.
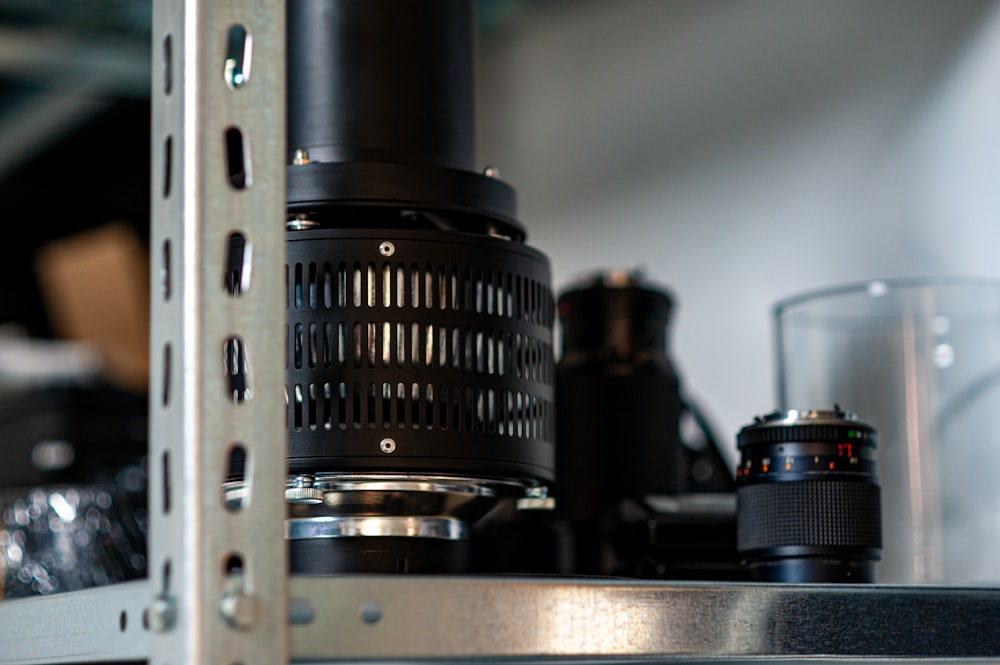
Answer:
(281, 0, 555, 576)
(285, 228, 555, 483)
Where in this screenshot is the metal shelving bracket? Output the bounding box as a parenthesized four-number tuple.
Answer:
(147, 1, 288, 664)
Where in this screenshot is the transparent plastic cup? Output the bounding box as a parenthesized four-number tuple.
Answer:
(774, 277, 1000, 584)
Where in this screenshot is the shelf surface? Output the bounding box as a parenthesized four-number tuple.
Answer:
(2, 576, 1000, 664)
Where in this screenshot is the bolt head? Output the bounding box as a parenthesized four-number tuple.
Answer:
(219, 592, 261, 631)
(378, 241, 395, 257)
(148, 595, 177, 633)
(360, 602, 383, 624)
(379, 438, 397, 454)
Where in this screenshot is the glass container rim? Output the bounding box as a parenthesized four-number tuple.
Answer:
(772, 276, 1000, 317)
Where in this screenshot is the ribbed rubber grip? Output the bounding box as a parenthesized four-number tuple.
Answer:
(737, 481, 881, 551)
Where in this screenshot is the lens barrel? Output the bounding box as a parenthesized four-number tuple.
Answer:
(735, 407, 882, 582)
(555, 270, 685, 520)
(550, 270, 689, 575)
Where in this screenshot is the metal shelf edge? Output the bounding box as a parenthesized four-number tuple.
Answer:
(3, 577, 1000, 663)
(0, 580, 150, 665)
(288, 575, 1000, 662)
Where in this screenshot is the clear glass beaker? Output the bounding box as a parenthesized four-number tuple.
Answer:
(774, 277, 1000, 584)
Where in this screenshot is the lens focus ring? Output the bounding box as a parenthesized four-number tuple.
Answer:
(737, 481, 882, 551)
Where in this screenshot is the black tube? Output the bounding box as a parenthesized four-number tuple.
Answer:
(287, 0, 475, 170)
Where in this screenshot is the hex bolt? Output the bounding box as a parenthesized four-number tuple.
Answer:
(379, 438, 397, 454)
(292, 148, 310, 165)
(148, 595, 177, 633)
(378, 241, 395, 257)
(219, 591, 261, 631)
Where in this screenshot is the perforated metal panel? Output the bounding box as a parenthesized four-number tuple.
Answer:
(286, 228, 555, 482)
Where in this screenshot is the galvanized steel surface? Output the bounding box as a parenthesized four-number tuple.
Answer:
(1, 576, 999, 663)
(148, 0, 288, 664)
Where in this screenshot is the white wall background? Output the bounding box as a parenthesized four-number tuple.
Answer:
(476, 0, 1000, 464)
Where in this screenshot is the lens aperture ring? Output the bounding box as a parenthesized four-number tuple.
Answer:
(737, 423, 876, 448)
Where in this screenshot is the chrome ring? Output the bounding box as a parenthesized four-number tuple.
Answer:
(286, 516, 468, 541)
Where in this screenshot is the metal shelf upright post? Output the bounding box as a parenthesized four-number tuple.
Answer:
(0, 2, 289, 664)
(147, 1, 288, 665)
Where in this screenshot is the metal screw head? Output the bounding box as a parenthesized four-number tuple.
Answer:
(148, 595, 177, 633)
(483, 165, 501, 179)
(379, 438, 397, 454)
(219, 591, 261, 631)
(360, 602, 383, 624)
(285, 486, 325, 504)
(292, 148, 310, 165)
(292, 474, 315, 488)
(378, 241, 395, 257)
(286, 474, 325, 504)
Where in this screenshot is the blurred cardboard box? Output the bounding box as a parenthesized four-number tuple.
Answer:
(34, 222, 150, 393)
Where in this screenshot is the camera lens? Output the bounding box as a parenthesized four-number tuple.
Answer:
(556, 269, 686, 518)
(735, 406, 882, 582)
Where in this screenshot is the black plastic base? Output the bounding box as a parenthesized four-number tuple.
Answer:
(290, 537, 471, 575)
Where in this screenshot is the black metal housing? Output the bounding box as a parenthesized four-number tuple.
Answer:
(287, 0, 474, 171)
(282, 0, 556, 575)
(286, 0, 520, 237)
(285, 228, 555, 482)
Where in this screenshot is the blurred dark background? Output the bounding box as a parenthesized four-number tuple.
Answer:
(0, 0, 151, 338)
